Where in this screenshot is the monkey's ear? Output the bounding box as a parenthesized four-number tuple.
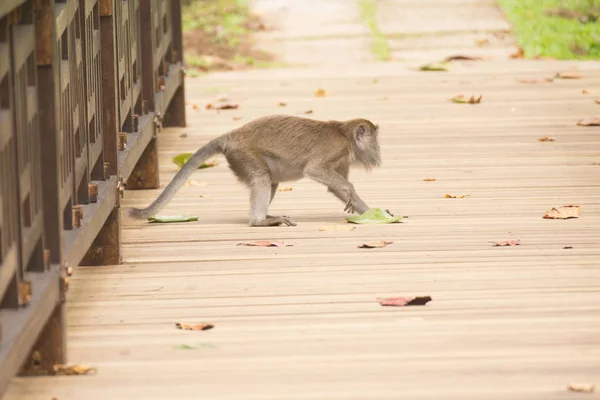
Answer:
(354, 124, 366, 140)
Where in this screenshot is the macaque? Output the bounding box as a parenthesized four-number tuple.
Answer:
(128, 115, 384, 226)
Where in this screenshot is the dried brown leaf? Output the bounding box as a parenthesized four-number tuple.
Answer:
(510, 48, 524, 59)
(237, 240, 296, 247)
(538, 136, 555, 142)
(543, 205, 580, 219)
(206, 102, 239, 110)
(491, 239, 521, 247)
(53, 364, 97, 376)
(175, 322, 214, 331)
(577, 117, 600, 126)
(314, 88, 327, 97)
(358, 240, 393, 248)
(517, 77, 554, 84)
(582, 89, 594, 94)
(567, 383, 595, 393)
(279, 101, 287, 107)
(423, 178, 436, 182)
(444, 194, 469, 198)
(378, 296, 432, 307)
(555, 72, 582, 79)
(443, 55, 482, 62)
(304, 109, 313, 114)
(595, 99, 600, 104)
(278, 187, 293, 192)
(451, 94, 482, 104)
(191, 104, 199, 110)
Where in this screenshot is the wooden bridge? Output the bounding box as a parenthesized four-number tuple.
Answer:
(1, 1, 599, 399)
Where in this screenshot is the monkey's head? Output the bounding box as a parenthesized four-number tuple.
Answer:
(347, 119, 381, 170)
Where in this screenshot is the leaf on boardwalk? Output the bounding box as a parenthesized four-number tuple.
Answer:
(577, 117, 600, 126)
(358, 240, 393, 248)
(206, 102, 239, 110)
(279, 101, 287, 107)
(318, 225, 357, 232)
(378, 296, 432, 307)
(509, 48, 524, 58)
(419, 62, 451, 71)
(237, 240, 296, 247)
(451, 94, 482, 104)
(490, 239, 521, 247)
(304, 109, 314, 114)
(232, 116, 243, 121)
(538, 136, 555, 142)
(444, 194, 469, 198)
(173, 153, 219, 169)
(567, 383, 595, 393)
(582, 89, 594, 94)
(191, 104, 200, 110)
(443, 55, 482, 62)
(423, 178, 436, 181)
(543, 205, 580, 219)
(314, 88, 327, 97)
(517, 77, 554, 84)
(346, 208, 403, 224)
(278, 187, 293, 192)
(147, 215, 199, 223)
(555, 72, 582, 79)
(475, 38, 490, 47)
(175, 322, 214, 331)
(173, 344, 198, 350)
(595, 99, 600, 104)
(52, 364, 96, 376)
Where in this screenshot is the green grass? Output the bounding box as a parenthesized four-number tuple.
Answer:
(358, 0, 392, 61)
(498, 0, 600, 59)
(182, 0, 252, 46)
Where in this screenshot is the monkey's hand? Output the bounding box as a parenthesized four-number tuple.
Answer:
(343, 191, 360, 214)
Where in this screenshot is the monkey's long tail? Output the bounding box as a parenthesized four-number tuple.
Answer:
(127, 139, 223, 219)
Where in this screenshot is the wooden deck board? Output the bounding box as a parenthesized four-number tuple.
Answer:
(4, 60, 600, 399)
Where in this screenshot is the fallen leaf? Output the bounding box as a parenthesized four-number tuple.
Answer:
(191, 104, 199, 110)
(444, 194, 469, 198)
(582, 89, 594, 94)
(538, 136, 555, 142)
(147, 215, 199, 223)
(423, 178, 436, 181)
(237, 240, 296, 247)
(517, 77, 554, 84)
(555, 72, 582, 79)
(378, 296, 432, 307)
(567, 383, 595, 393)
(318, 225, 357, 232)
(278, 187, 293, 192)
(279, 101, 287, 107)
(563, 246, 573, 249)
(490, 239, 521, 246)
(175, 322, 214, 331)
(52, 364, 96, 376)
(577, 117, 600, 126)
(595, 99, 600, 104)
(198, 195, 213, 200)
(173, 153, 218, 169)
(419, 62, 451, 71)
(358, 240, 393, 248)
(173, 344, 198, 350)
(179, 133, 188, 138)
(304, 109, 313, 114)
(443, 55, 482, 62)
(543, 205, 580, 219)
(206, 102, 239, 110)
(475, 38, 490, 47)
(346, 208, 403, 224)
(451, 94, 482, 104)
(232, 116, 243, 121)
(510, 48, 524, 59)
(314, 88, 327, 97)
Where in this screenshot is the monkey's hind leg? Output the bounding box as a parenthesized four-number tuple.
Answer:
(249, 178, 296, 227)
(266, 183, 291, 220)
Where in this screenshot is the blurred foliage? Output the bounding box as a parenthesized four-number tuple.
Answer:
(182, 0, 251, 48)
(499, 0, 600, 59)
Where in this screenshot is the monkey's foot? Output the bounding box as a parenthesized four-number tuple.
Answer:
(251, 216, 297, 227)
(267, 214, 291, 219)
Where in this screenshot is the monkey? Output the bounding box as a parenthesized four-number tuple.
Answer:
(128, 115, 383, 227)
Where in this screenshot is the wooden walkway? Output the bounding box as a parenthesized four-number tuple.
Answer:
(5, 59, 600, 399)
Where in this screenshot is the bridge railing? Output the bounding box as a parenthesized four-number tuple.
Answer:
(0, 0, 186, 393)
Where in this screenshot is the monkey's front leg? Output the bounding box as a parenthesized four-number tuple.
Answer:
(249, 178, 296, 227)
(306, 167, 370, 214)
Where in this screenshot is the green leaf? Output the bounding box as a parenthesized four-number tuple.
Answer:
(173, 344, 197, 350)
(172, 153, 218, 169)
(346, 208, 404, 224)
(147, 215, 199, 223)
(419, 62, 451, 71)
